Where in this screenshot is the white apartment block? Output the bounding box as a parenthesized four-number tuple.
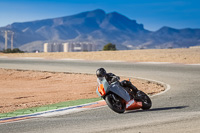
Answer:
(44, 42, 96, 52)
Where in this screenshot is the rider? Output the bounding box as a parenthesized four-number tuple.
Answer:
(96, 68, 142, 99)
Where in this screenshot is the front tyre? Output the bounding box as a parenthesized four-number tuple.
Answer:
(105, 94, 126, 113)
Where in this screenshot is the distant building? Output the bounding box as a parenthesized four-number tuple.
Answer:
(44, 42, 96, 52)
(189, 45, 200, 49)
(44, 43, 63, 52)
(44, 43, 48, 52)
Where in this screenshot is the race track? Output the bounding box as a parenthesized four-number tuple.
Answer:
(0, 58, 200, 133)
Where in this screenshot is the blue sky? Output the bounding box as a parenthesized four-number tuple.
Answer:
(0, 0, 200, 31)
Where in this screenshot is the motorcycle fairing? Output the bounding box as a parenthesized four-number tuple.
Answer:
(96, 77, 131, 102)
(96, 77, 110, 97)
(109, 82, 131, 102)
(126, 99, 142, 110)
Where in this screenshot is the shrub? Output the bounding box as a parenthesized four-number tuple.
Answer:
(103, 43, 117, 51)
(2, 48, 24, 53)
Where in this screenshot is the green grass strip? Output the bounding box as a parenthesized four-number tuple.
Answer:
(0, 97, 101, 119)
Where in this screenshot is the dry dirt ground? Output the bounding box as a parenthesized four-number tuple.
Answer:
(0, 69, 164, 113)
(1, 48, 200, 64)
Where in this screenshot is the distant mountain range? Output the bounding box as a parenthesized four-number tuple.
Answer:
(0, 9, 200, 52)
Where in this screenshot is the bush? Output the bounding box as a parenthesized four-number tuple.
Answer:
(2, 48, 24, 53)
(103, 43, 117, 51)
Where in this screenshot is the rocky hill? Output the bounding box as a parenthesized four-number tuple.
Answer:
(0, 9, 200, 52)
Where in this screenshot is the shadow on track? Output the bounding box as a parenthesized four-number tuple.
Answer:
(126, 106, 189, 114)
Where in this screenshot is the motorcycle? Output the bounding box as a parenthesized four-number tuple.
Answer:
(96, 76, 152, 113)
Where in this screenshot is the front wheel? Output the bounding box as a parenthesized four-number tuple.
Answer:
(105, 93, 126, 113)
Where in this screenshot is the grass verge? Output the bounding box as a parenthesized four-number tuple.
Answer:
(0, 97, 101, 119)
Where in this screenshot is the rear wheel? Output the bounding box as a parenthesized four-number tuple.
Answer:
(105, 93, 126, 113)
(139, 91, 152, 110)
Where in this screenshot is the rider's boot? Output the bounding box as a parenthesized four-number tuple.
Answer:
(134, 91, 144, 101)
(128, 84, 143, 101)
(121, 80, 143, 101)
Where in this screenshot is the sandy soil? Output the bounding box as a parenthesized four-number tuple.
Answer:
(1, 48, 200, 64)
(0, 69, 164, 113)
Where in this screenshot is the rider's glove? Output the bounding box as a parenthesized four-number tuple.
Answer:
(111, 76, 120, 83)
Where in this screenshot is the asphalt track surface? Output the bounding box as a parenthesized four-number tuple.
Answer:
(0, 58, 200, 133)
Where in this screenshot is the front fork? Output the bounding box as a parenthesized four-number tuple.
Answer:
(111, 94, 120, 102)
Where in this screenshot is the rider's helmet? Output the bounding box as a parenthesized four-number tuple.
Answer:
(96, 68, 106, 77)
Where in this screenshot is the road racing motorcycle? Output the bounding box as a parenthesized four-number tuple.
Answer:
(96, 76, 152, 113)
